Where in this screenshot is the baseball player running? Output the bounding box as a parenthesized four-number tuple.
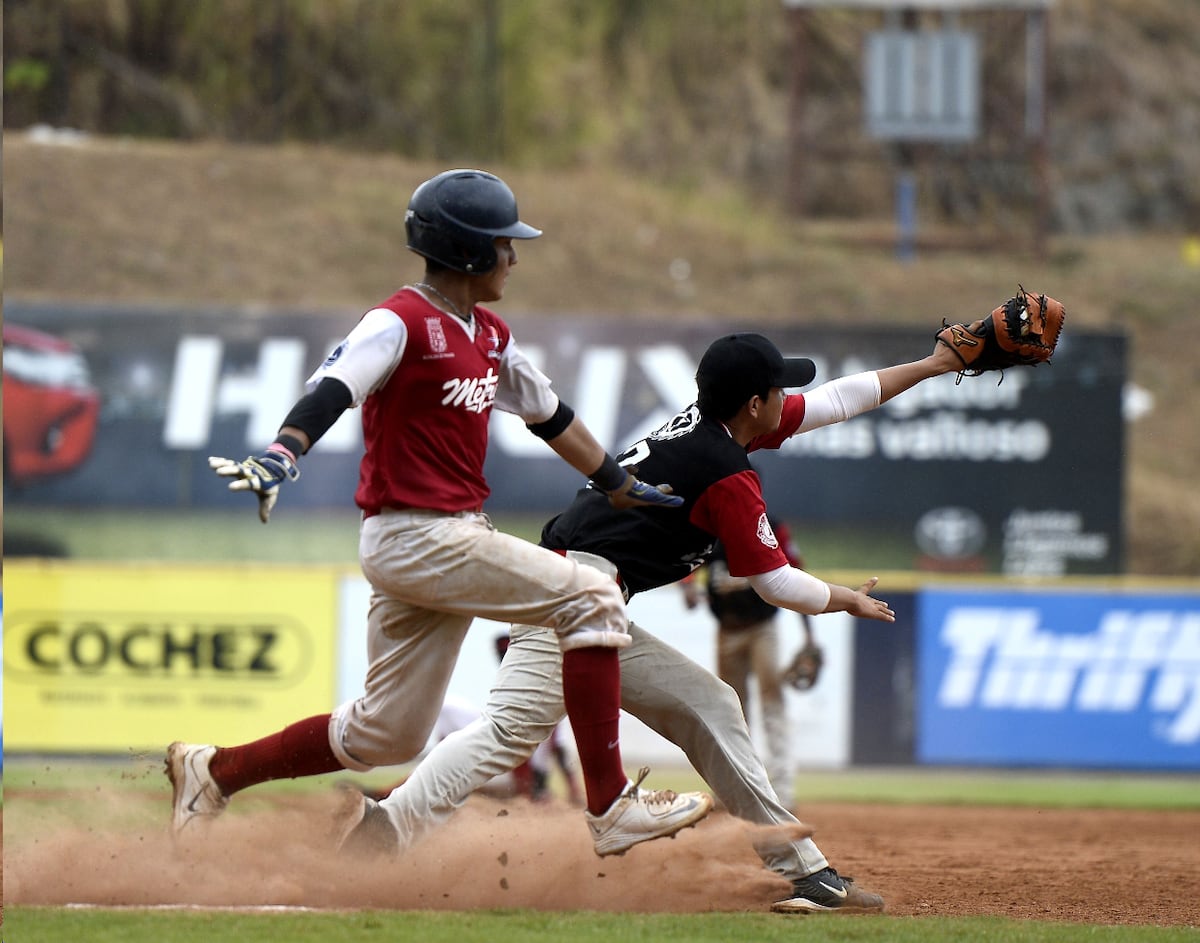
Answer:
(166, 168, 712, 859)
(338, 330, 965, 913)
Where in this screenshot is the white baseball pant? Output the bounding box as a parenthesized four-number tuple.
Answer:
(329, 509, 629, 772)
(376, 619, 830, 882)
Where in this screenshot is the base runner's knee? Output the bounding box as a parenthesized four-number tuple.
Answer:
(488, 710, 556, 755)
(330, 701, 429, 771)
(558, 627, 632, 652)
(543, 554, 629, 651)
(567, 576, 629, 644)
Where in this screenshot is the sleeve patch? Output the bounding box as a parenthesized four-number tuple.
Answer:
(757, 513, 779, 549)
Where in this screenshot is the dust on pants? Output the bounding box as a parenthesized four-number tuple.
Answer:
(329, 509, 628, 771)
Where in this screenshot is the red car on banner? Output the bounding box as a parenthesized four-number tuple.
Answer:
(3, 323, 101, 485)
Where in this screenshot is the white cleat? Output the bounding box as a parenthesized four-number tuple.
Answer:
(165, 741, 227, 835)
(585, 766, 713, 857)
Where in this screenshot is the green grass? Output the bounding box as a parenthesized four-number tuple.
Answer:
(3, 507, 369, 565)
(772, 767, 1200, 810)
(5, 507, 930, 572)
(6, 758, 1199, 811)
(5, 908, 1199, 943)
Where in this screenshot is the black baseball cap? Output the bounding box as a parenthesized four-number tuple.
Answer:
(695, 333, 817, 419)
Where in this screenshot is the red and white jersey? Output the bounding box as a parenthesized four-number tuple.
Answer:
(308, 286, 558, 514)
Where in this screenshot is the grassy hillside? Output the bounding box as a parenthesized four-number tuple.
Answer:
(5, 133, 1199, 574)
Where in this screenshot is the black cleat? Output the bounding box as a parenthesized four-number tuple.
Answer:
(771, 867, 884, 914)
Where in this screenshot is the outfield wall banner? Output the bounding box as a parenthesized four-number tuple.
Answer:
(5, 300, 1126, 574)
(916, 587, 1200, 770)
(3, 561, 339, 752)
(2, 558, 857, 766)
(850, 593, 917, 765)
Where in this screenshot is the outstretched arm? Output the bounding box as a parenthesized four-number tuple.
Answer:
(209, 377, 353, 523)
(876, 342, 962, 404)
(539, 412, 610, 480)
(823, 577, 895, 622)
(798, 341, 962, 433)
(747, 566, 895, 623)
(542, 413, 682, 509)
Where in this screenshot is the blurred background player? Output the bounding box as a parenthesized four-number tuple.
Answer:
(681, 509, 815, 810)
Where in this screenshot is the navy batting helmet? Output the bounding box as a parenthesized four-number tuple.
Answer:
(405, 169, 542, 274)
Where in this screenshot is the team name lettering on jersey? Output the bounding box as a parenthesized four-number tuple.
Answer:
(757, 513, 779, 549)
(442, 369, 499, 414)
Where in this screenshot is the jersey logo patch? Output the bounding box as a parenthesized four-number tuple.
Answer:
(484, 326, 502, 359)
(756, 513, 779, 549)
(649, 404, 701, 441)
(426, 316, 448, 354)
(322, 342, 347, 367)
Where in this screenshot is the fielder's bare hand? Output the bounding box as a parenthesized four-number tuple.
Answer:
(208, 450, 300, 523)
(844, 576, 895, 622)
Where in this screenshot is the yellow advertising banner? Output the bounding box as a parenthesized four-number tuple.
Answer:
(3, 560, 339, 753)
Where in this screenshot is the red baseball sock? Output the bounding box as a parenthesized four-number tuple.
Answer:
(561, 646, 627, 815)
(511, 759, 535, 798)
(209, 713, 343, 797)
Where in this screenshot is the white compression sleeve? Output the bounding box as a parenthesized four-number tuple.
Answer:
(797, 371, 882, 433)
(747, 565, 831, 615)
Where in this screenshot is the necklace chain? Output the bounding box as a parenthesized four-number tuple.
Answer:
(414, 282, 471, 322)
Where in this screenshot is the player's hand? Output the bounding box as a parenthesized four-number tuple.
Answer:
(606, 473, 684, 510)
(846, 576, 895, 623)
(208, 450, 300, 523)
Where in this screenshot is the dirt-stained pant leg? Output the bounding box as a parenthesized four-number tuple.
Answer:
(329, 598, 475, 771)
(330, 509, 628, 771)
(377, 614, 828, 881)
(377, 622, 566, 848)
(619, 622, 827, 880)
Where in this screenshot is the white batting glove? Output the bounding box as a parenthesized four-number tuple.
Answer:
(208, 450, 300, 523)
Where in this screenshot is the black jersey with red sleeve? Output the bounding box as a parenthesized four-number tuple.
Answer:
(539, 396, 807, 597)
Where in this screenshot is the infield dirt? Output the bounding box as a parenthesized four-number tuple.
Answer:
(4, 789, 1198, 926)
